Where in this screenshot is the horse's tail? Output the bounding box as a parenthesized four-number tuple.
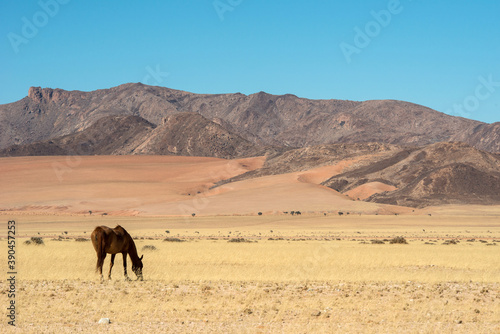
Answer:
(92, 227, 106, 272)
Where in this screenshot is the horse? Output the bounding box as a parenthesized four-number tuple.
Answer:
(91, 225, 143, 281)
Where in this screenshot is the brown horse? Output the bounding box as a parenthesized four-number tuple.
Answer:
(91, 225, 143, 281)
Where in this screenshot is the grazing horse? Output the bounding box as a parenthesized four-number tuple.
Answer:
(91, 225, 143, 281)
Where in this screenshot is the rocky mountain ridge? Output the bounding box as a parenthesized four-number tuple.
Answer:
(1, 83, 498, 152)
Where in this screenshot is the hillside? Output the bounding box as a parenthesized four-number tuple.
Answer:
(451, 122, 500, 153)
(0, 115, 155, 156)
(322, 142, 500, 207)
(130, 112, 263, 158)
(0, 83, 496, 152)
(213, 143, 401, 186)
(0, 113, 267, 159)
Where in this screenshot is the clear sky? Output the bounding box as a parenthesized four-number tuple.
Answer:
(1, 0, 499, 123)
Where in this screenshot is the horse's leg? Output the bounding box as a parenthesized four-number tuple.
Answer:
(108, 254, 116, 280)
(98, 253, 106, 282)
(122, 252, 131, 281)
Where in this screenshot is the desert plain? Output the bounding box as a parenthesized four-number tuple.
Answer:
(1, 155, 500, 333)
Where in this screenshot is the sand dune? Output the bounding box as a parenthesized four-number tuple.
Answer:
(155, 163, 395, 216)
(345, 182, 397, 200)
(0, 156, 263, 215)
(0, 155, 411, 216)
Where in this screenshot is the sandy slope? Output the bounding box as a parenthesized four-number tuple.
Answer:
(0, 156, 262, 215)
(345, 181, 398, 200)
(153, 164, 397, 215)
(0, 155, 410, 216)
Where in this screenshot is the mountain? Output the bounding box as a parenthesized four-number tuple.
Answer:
(0, 113, 264, 159)
(322, 142, 500, 207)
(0, 115, 154, 156)
(0, 83, 497, 152)
(451, 122, 500, 153)
(129, 112, 263, 158)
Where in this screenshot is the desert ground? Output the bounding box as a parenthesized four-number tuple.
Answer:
(1, 156, 500, 332)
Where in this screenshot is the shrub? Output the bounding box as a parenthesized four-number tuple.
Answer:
(389, 236, 407, 244)
(371, 239, 385, 244)
(228, 238, 255, 243)
(74, 238, 89, 242)
(142, 245, 157, 251)
(163, 237, 185, 242)
(25, 237, 44, 245)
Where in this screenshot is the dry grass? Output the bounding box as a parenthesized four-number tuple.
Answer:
(11, 237, 500, 283)
(1, 214, 500, 332)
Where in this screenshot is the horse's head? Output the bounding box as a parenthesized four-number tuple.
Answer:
(132, 254, 144, 281)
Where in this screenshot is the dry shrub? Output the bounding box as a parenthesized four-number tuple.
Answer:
(228, 238, 255, 243)
(142, 245, 158, 251)
(163, 237, 185, 242)
(74, 238, 89, 242)
(25, 237, 44, 245)
(371, 239, 385, 244)
(389, 236, 407, 244)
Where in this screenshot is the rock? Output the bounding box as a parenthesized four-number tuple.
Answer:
(311, 311, 321, 317)
(98, 318, 111, 324)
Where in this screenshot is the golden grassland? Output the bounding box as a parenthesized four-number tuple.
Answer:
(1, 214, 500, 333)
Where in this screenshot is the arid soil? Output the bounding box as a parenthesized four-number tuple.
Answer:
(1, 214, 499, 333)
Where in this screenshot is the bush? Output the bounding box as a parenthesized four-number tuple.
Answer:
(142, 245, 157, 251)
(228, 238, 255, 243)
(371, 239, 385, 244)
(389, 236, 407, 244)
(25, 237, 44, 245)
(163, 237, 185, 242)
(74, 238, 89, 242)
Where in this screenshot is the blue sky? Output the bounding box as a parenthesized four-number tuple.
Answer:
(1, 0, 499, 123)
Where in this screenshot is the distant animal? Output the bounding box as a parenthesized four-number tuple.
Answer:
(91, 225, 143, 281)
